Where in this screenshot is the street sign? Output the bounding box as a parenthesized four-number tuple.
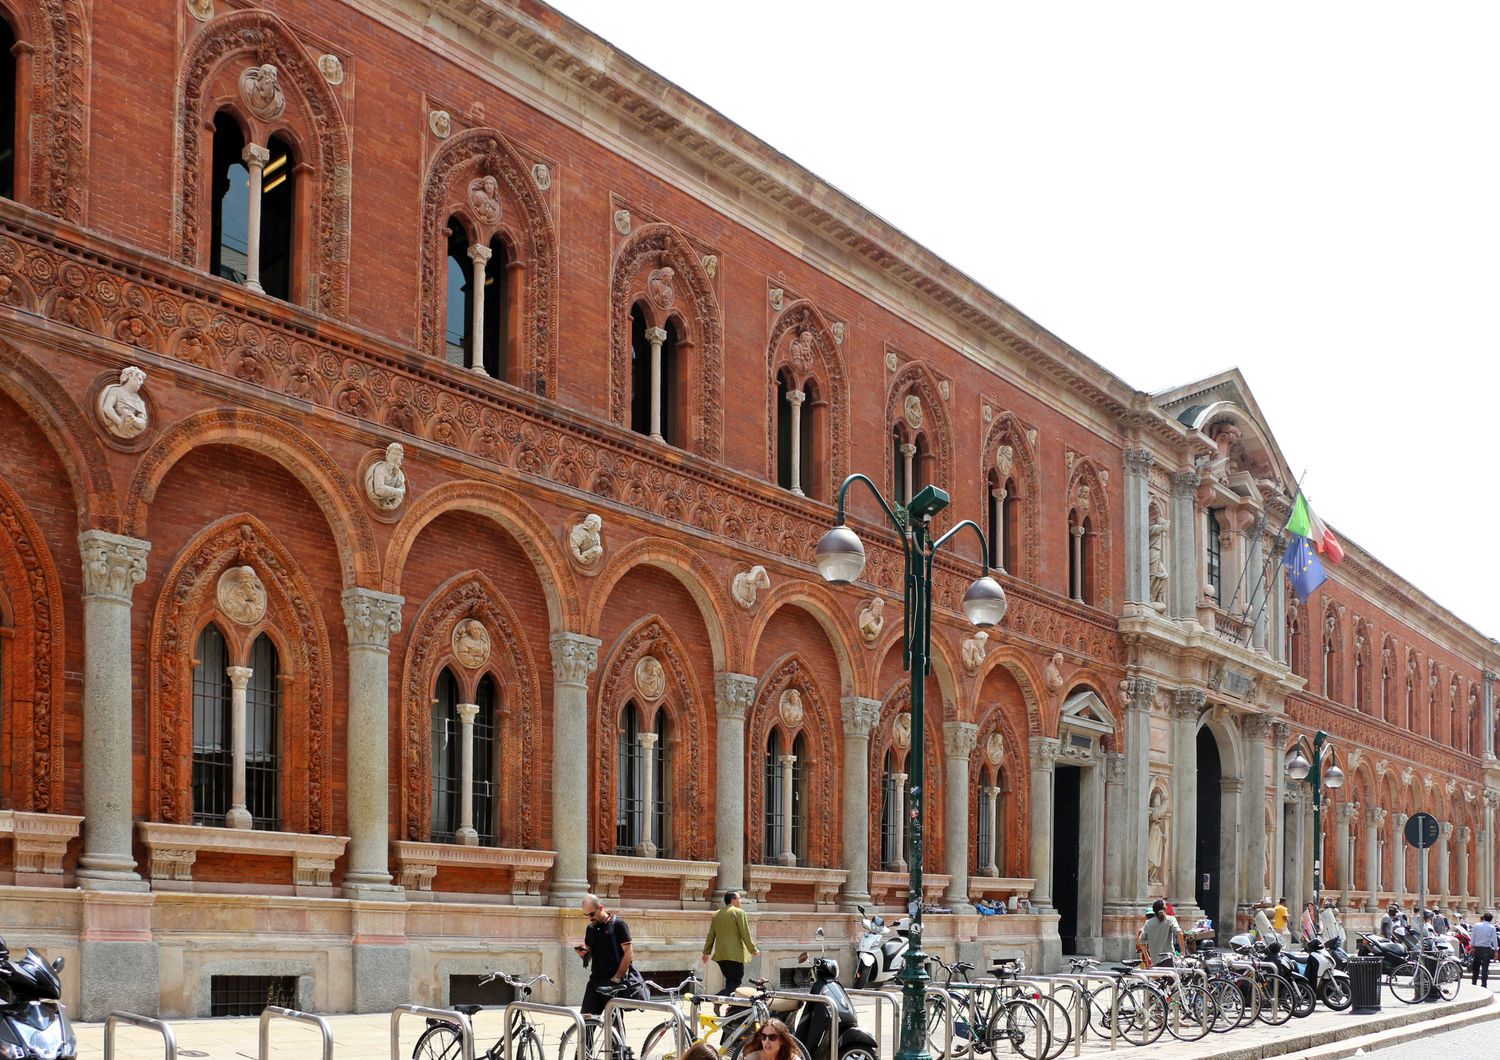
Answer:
(1405, 812, 1439, 848)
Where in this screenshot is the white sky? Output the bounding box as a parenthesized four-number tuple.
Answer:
(551, 0, 1500, 641)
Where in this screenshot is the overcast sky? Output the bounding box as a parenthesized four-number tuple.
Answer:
(552, 1, 1499, 641)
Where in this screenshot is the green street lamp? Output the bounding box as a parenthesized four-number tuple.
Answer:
(1283, 730, 1344, 910)
(815, 476, 1005, 1060)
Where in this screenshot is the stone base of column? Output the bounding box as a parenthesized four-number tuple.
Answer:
(842, 891, 871, 912)
(550, 877, 590, 907)
(342, 874, 405, 901)
(351, 943, 412, 1012)
(80, 938, 161, 1020)
(77, 854, 148, 892)
(944, 891, 975, 914)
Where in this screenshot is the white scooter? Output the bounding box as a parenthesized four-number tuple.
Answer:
(853, 904, 911, 988)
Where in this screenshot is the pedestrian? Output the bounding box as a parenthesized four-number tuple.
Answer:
(1273, 896, 1290, 938)
(1469, 912, 1496, 987)
(702, 890, 758, 997)
(1379, 903, 1400, 940)
(1319, 898, 1345, 947)
(1137, 898, 1186, 968)
(744, 1019, 796, 1060)
(574, 893, 648, 1015)
(683, 1046, 719, 1060)
(1300, 901, 1317, 942)
(1433, 908, 1451, 935)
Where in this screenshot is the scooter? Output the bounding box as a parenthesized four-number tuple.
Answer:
(1355, 931, 1411, 975)
(1293, 937, 1351, 1011)
(792, 930, 879, 1060)
(0, 937, 75, 1059)
(852, 905, 910, 989)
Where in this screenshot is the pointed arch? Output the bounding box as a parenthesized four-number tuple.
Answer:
(970, 646, 1045, 735)
(397, 569, 543, 846)
(1320, 602, 1343, 704)
(146, 514, 334, 832)
(884, 362, 953, 500)
(764, 299, 848, 499)
(174, 8, 351, 315)
(1066, 457, 1113, 609)
(869, 677, 946, 874)
(0, 0, 89, 222)
(746, 653, 841, 867)
(979, 411, 1039, 578)
(418, 126, 558, 395)
(608, 223, 723, 460)
(1351, 618, 1372, 715)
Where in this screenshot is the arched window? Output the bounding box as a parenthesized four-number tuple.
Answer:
(1002, 484, 1020, 574)
(442, 220, 511, 379)
(776, 369, 795, 492)
(472, 674, 497, 845)
(1287, 606, 1303, 678)
(975, 765, 1004, 877)
(1353, 643, 1365, 713)
(191, 624, 231, 825)
(1322, 615, 1338, 702)
(210, 113, 250, 286)
(443, 220, 472, 368)
(763, 730, 808, 866)
(1381, 642, 1394, 721)
(258, 134, 295, 301)
(430, 669, 498, 845)
(244, 633, 282, 830)
(1080, 515, 1097, 605)
(208, 114, 296, 301)
(1405, 662, 1416, 731)
(879, 749, 907, 870)
(0, 18, 15, 201)
(629, 307, 680, 445)
(1067, 509, 1095, 603)
(616, 702, 669, 856)
(1205, 509, 1223, 606)
(891, 427, 908, 503)
(191, 625, 280, 829)
(431, 668, 461, 841)
(800, 378, 822, 500)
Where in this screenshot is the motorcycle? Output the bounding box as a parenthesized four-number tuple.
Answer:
(792, 930, 879, 1060)
(1355, 931, 1411, 975)
(0, 937, 74, 1059)
(1292, 937, 1351, 1011)
(852, 906, 910, 989)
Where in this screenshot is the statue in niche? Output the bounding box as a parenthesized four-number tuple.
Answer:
(1207, 421, 1242, 483)
(468, 176, 501, 225)
(903, 394, 923, 430)
(647, 268, 675, 311)
(239, 64, 286, 121)
(857, 597, 885, 643)
(789, 330, 815, 373)
(451, 618, 491, 670)
(569, 514, 604, 567)
(97, 365, 149, 439)
(1147, 786, 1171, 886)
(364, 442, 408, 511)
(779, 688, 805, 730)
(1148, 514, 1169, 610)
(732, 565, 771, 610)
(893, 712, 912, 750)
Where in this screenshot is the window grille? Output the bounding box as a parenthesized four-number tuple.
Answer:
(209, 975, 296, 1018)
(652, 712, 669, 857)
(976, 774, 992, 874)
(616, 703, 645, 854)
(1206, 509, 1223, 605)
(244, 634, 281, 831)
(431, 669, 461, 842)
(763, 733, 784, 863)
(472, 675, 497, 846)
(192, 624, 231, 825)
(879, 751, 900, 870)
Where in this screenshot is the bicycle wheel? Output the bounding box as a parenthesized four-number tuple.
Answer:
(1204, 978, 1244, 1033)
(414, 1023, 465, 1060)
(1107, 982, 1163, 1048)
(985, 998, 1050, 1060)
(1436, 959, 1463, 1001)
(1044, 983, 1087, 1044)
(1389, 962, 1432, 1005)
(1021, 993, 1071, 1060)
(517, 1028, 546, 1060)
(1081, 982, 1128, 1041)
(1166, 987, 1215, 1043)
(1255, 976, 1292, 1026)
(559, 1018, 626, 1060)
(640, 1020, 691, 1060)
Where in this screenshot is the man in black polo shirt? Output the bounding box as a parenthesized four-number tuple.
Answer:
(574, 893, 648, 1014)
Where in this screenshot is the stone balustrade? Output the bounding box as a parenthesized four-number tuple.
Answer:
(742, 864, 848, 910)
(137, 822, 348, 897)
(587, 854, 718, 908)
(0, 811, 84, 886)
(391, 842, 555, 903)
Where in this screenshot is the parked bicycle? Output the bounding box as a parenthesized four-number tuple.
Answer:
(921, 956, 1055, 1060)
(413, 972, 553, 1060)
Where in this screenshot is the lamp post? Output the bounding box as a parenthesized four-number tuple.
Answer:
(816, 476, 1005, 1060)
(1283, 730, 1344, 910)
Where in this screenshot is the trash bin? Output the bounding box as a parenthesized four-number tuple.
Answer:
(1349, 956, 1382, 1014)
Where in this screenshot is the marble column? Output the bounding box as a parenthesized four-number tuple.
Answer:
(900, 444, 917, 504)
(225, 666, 254, 830)
(1104, 751, 1128, 906)
(840, 697, 880, 907)
(1029, 737, 1060, 909)
(1169, 470, 1200, 620)
(1069, 525, 1085, 602)
(1270, 538, 1288, 663)
(1170, 689, 1204, 903)
(455, 703, 480, 846)
(1483, 794, 1498, 909)
(786, 390, 806, 496)
(341, 588, 404, 896)
(1437, 822, 1453, 901)
(550, 632, 601, 903)
(241, 143, 270, 294)
(777, 752, 797, 865)
(1122, 679, 1156, 906)
(1284, 791, 1307, 914)
(76, 531, 150, 889)
(1271, 720, 1290, 896)
(1332, 803, 1355, 894)
(1458, 826, 1471, 904)
(636, 730, 660, 856)
(1248, 517, 1268, 652)
(645, 326, 667, 442)
(717, 674, 757, 897)
(1485, 672, 1497, 761)
(990, 488, 1007, 572)
(943, 721, 979, 910)
(1241, 715, 1269, 909)
(890, 772, 909, 871)
(1123, 448, 1154, 609)
(467, 243, 493, 374)
(1391, 812, 1408, 898)
(1366, 807, 1386, 906)
(983, 786, 1002, 877)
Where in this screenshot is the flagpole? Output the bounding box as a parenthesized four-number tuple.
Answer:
(1235, 470, 1308, 649)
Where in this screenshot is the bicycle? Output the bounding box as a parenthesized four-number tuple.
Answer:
(922, 957, 1055, 1060)
(413, 972, 552, 1060)
(557, 980, 641, 1060)
(1053, 957, 1167, 1048)
(639, 976, 809, 1060)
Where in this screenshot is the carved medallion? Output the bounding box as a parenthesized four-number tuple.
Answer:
(217, 565, 267, 627)
(903, 394, 924, 430)
(939, 380, 951, 401)
(702, 254, 718, 278)
(97, 365, 149, 440)
(769, 288, 784, 312)
(831, 322, 845, 344)
(531, 163, 552, 190)
(187, 0, 214, 21)
(885, 350, 899, 372)
(647, 267, 676, 311)
(318, 54, 345, 85)
(429, 110, 452, 138)
(779, 689, 805, 730)
(635, 655, 666, 701)
(994, 443, 1014, 479)
(985, 732, 1005, 766)
(451, 618, 491, 670)
(240, 65, 286, 121)
(468, 175, 501, 226)
(788, 330, 815, 373)
(893, 712, 912, 750)
(613, 209, 632, 235)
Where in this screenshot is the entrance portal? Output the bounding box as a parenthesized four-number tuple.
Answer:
(1054, 765, 1082, 952)
(1195, 729, 1222, 924)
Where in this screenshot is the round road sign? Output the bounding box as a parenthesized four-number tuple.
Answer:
(1404, 811, 1439, 848)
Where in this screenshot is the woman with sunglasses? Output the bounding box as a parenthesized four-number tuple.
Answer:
(745, 1018, 797, 1060)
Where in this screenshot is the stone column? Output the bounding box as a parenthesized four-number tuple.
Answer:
(76, 531, 150, 889)
(991, 488, 1007, 572)
(983, 786, 1002, 877)
(900, 444, 916, 504)
(841, 697, 880, 908)
(1391, 812, 1408, 898)
(455, 703, 480, 846)
(225, 666, 254, 830)
(1483, 793, 1499, 909)
(1485, 671, 1497, 761)
(889, 772, 909, 871)
(550, 632, 600, 903)
(777, 752, 797, 865)
(943, 721, 979, 910)
(1169, 471, 1200, 620)
(241, 143, 270, 294)
(1104, 751, 1128, 906)
(1069, 524, 1085, 602)
(1270, 720, 1290, 897)
(1170, 689, 1204, 903)
(466, 243, 493, 374)
(1123, 448, 1154, 608)
(1458, 826, 1471, 904)
(1241, 715, 1269, 910)
(1284, 791, 1306, 914)
(717, 674, 757, 897)
(1332, 803, 1355, 894)
(1122, 679, 1156, 906)
(786, 390, 806, 496)
(1248, 517, 1268, 651)
(1269, 538, 1288, 662)
(1366, 807, 1386, 906)
(1437, 822, 1453, 902)
(340, 588, 404, 896)
(636, 729, 660, 857)
(645, 326, 667, 442)
(1029, 737, 1060, 909)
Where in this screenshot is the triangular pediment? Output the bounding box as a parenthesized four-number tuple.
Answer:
(1060, 690, 1115, 736)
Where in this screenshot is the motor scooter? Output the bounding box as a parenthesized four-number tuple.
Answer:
(1291, 937, 1351, 1011)
(852, 905, 909, 989)
(1355, 931, 1411, 975)
(0, 937, 74, 1059)
(791, 930, 879, 1060)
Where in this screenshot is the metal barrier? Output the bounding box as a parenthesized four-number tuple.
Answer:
(763, 991, 841, 1060)
(600, 996, 689, 1060)
(505, 1000, 587, 1060)
(846, 988, 899, 1055)
(1128, 967, 1182, 1036)
(923, 985, 956, 1060)
(391, 1004, 475, 1060)
(1014, 976, 1082, 1057)
(260, 1005, 333, 1060)
(104, 1011, 177, 1060)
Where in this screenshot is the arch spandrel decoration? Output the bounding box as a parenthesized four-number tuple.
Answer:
(592, 615, 710, 860)
(146, 515, 334, 832)
(398, 570, 543, 847)
(608, 223, 723, 461)
(1, 0, 89, 223)
(764, 299, 849, 489)
(174, 10, 351, 316)
(419, 127, 558, 396)
(746, 654, 840, 867)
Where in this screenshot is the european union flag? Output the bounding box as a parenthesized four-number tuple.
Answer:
(1287, 535, 1327, 602)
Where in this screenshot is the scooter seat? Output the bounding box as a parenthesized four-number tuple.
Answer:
(769, 997, 800, 1015)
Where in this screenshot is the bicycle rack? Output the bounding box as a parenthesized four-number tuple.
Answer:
(260, 1005, 333, 1060)
(1013, 976, 1082, 1058)
(762, 990, 841, 1060)
(104, 1011, 177, 1060)
(922, 985, 956, 1060)
(392, 1004, 475, 1060)
(845, 988, 899, 1056)
(504, 1000, 587, 1060)
(600, 996, 690, 1060)
(1128, 967, 1182, 1037)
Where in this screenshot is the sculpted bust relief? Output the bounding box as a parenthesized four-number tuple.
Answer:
(893, 712, 912, 750)
(779, 688, 805, 730)
(451, 618, 491, 670)
(239, 64, 286, 121)
(216, 565, 267, 627)
(732, 565, 771, 610)
(570, 513, 604, 566)
(857, 597, 885, 643)
(98, 366, 149, 439)
(634, 655, 666, 701)
(365, 443, 408, 511)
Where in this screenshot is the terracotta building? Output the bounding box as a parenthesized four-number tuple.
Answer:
(0, 0, 1494, 1019)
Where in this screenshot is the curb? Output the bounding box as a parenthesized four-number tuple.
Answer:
(1297, 992, 1500, 1059)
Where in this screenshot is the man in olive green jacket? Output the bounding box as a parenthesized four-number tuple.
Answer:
(701, 890, 757, 996)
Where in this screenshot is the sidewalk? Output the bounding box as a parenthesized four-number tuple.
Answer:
(74, 984, 1500, 1060)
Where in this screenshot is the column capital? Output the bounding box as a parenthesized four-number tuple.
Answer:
(1439, 821, 1455, 839)
(1335, 802, 1360, 824)
(1171, 469, 1201, 495)
(644, 326, 668, 345)
(1367, 806, 1387, 827)
(1460, 825, 1472, 842)
(899, 442, 917, 458)
(1393, 811, 1409, 826)
(637, 730, 659, 750)
(242, 142, 271, 168)
(1030, 736, 1061, 772)
(1105, 750, 1126, 782)
(467, 242, 493, 266)
(1171, 687, 1205, 718)
(1123, 447, 1155, 474)
(550, 631, 601, 686)
(716, 672, 758, 720)
(78, 531, 150, 603)
(1242, 713, 1271, 740)
(1121, 677, 1157, 712)
(226, 666, 253, 690)
(456, 702, 480, 724)
(341, 587, 404, 651)
(1270, 719, 1291, 745)
(786, 389, 807, 407)
(777, 752, 797, 766)
(842, 695, 882, 738)
(943, 721, 979, 758)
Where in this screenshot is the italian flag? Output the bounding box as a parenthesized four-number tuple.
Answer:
(1286, 492, 1345, 564)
